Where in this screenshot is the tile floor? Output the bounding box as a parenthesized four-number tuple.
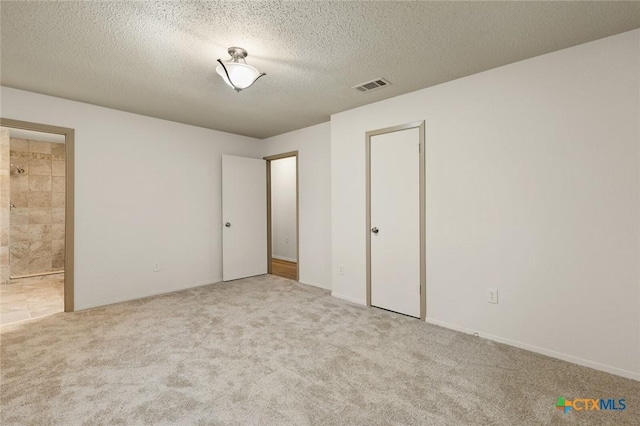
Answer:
(0, 274, 64, 325)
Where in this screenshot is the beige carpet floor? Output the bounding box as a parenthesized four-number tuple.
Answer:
(1, 275, 638, 425)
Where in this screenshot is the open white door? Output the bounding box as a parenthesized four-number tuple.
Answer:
(370, 128, 421, 318)
(222, 155, 267, 281)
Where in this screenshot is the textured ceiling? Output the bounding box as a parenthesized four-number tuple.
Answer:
(1, 1, 639, 139)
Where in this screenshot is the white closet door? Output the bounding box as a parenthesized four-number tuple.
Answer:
(222, 155, 267, 281)
(370, 128, 421, 317)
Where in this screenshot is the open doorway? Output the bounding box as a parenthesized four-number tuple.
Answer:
(265, 152, 298, 281)
(0, 118, 74, 325)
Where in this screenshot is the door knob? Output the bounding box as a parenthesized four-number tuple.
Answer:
(225, 222, 231, 228)
(371, 227, 379, 234)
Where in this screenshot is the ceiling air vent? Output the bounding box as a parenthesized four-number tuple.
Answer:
(353, 78, 391, 93)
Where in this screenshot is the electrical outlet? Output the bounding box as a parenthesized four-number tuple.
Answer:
(285, 236, 289, 244)
(339, 265, 344, 275)
(154, 263, 161, 272)
(487, 288, 498, 304)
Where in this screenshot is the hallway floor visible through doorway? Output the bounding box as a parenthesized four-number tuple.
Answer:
(0, 274, 64, 325)
(271, 259, 297, 280)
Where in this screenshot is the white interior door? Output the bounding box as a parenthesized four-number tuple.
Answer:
(370, 128, 421, 317)
(222, 155, 267, 281)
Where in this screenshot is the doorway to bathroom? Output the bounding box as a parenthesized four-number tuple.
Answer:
(0, 119, 74, 325)
(265, 152, 298, 281)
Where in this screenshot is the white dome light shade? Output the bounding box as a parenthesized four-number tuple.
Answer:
(216, 62, 262, 90)
(216, 47, 266, 92)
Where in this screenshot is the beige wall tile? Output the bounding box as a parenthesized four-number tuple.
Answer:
(0, 220, 8, 246)
(51, 176, 65, 193)
(51, 161, 65, 177)
(10, 175, 28, 194)
(10, 209, 29, 225)
(30, 152, 52, 161)
(51, 143, 65, 160)
(0, 267, 9, 284)
(29, 208, 52, 225)
(52, 255, 64, 270)
(51, 192, 65, 208)
(29, 158, 52, 176)
(1, 127, 10, 276)
(29, 224, 52, 241)
(9, 138, 29, 152)
(9, 150, 30, 159)
(28, 192, 51, 208)
(6, 138, 66, 280)
(29, 240, 52, 258)
(52, 208, 65, 225)
(10, 192, 28, 208)
(28, 175, 51, 192)
(52, 242, 65, 270)
(51, 224, 65, 240)
(10, 246, 30, 278)
(52, 239, 65, 253)
(1, 130, 10, 172)
(10, 241, 29, 260)
(29, 256, 52, 274)
(52, 239, 65, 270)
(10, 224, 30, 242)
(29, 140, 51, 154)
(9, 258, 29, 276)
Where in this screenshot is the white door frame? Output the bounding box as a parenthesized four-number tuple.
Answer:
(366, 120, 426, 320)
(264, 151, 299, 280)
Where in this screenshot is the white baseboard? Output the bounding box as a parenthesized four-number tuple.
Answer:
(272, 255, 297, 263)
(298, 280, 331, 291)
(424, 317, 639, 382)
(331, 292, 366, 306)
(76, 279, 218, 311)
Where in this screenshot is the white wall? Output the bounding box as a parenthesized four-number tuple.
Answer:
(262, 122, 332, 290)
(270, 157, 297, 262)
(331, 30, 640, 380)
(0, 87, 262, 309)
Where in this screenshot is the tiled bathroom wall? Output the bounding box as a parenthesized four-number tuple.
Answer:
(0, 129, 10, 284)
(9, 138, 65, 278)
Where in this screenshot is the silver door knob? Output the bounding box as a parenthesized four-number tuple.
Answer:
(225, 222, 231, 228)
(371, 227, 379, 234)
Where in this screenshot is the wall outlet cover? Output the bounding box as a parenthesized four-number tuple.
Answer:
(487, 288, 498, 304)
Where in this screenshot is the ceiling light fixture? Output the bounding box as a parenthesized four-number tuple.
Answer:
(216, 47, 266, 92)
